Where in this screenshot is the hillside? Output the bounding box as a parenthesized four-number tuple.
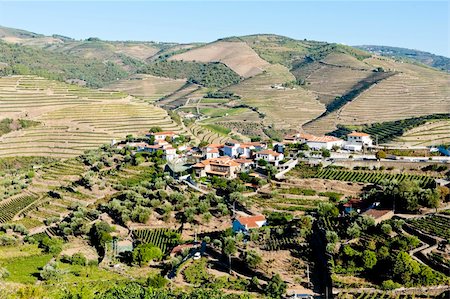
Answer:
(169, 40, 270, 77)
(0, 41, 128, 88)
(0, 75, 184, 158)
(356, 45, 450, 72)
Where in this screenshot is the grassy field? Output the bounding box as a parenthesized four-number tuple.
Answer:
(1, 253, 52, 283)
(0, 75, 185, 158)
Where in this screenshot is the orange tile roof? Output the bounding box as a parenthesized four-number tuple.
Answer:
(258, 149, 281, 156)
(237, 215, 266, 229)
(307, 136, 342, 143)
(234, 158, 253, 164)
(363, 209, 392, 219)
(193, 156, 240, 168)
(207, 144, 224, 148)
(153, 131, 177, 136)
(207, 148, 219, 153)
(348, 132, 370, 137)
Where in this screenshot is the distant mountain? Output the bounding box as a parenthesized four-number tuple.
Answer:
(355, 45, 450, 72)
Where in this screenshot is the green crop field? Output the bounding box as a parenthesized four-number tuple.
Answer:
(132, 228, 180, 254)
(314, 169, 435, 186)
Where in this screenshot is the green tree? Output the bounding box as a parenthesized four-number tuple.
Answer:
(362, 250, 377, 270)
(222, 236, 237, 273)
(244, 250, 262, 268)
(265, 274, 287, 299)
(376, 150, 387, 160)
(393, 251, 420, 285)
(132, 244, 163, 266)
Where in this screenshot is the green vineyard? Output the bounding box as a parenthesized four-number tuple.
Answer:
(407, 215, 450, 240)
(132, 228, 180, 254)
(315, 169, 435, 186)
(337, 292, 442, 299)
(0, 194, 38, 223)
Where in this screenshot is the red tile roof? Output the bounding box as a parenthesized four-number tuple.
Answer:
(237, 215, 266, 229)
(348, 132, 370, 137)
(258, 149, 281, 156)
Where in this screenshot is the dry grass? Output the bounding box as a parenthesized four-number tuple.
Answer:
(104, 74, 186, 102)
(169, 41, 270, 78)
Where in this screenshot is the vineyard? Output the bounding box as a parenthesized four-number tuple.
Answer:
(0, 194, 39, 223)
(263, 236, 305, 251)
(328, 113, 450, 144)
(407, 215, 450, 240)
(314, 169, 435, 186)
(336, 292, 442, 299)
(132, 228, 180, 254)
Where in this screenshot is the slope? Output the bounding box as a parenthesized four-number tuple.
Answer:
(0, 76, 184, 158)
(356, 45, 450, 72)
(169, 40, 270, 78)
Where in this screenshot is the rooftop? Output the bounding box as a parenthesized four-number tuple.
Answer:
(348, 132, 370, 137)
(236, 214, 266, 229)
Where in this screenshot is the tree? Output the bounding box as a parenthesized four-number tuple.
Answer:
(393, 251, 420, 285)
(362, 250, 377, 270)
(146, 274, 168, 288)
(132, 244, 163, 266)
(376, 150, 387, 161)
(318, 202, 339, 218)
(381, 223, 392, 235)
(265, 274, 287, 299)
(346, 223, 361, 239)
(149, 126, 162, 133)
(39, 237, 63, 256)
(244, 250, 262, 268)
(222, 237, 237, 273)
(321, 148, 331, 158)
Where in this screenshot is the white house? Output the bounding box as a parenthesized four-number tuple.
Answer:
(223, 141, 241, 158)
(149, 131, 179, 141)
(232, 214, 267, 233)
(255, 149, 284, 166)
(343, 132, 373, 151)
(306, 136, 344, 150)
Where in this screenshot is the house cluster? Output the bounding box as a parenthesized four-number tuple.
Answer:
(192, 141, 285, 179)
(284, 131, 373, 151)
(118, 132, 289, 179)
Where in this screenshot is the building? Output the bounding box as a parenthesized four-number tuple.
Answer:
(306, 135, 344, 150)
(149, 131, 179, 141)
(343, 132, 373, 151)
(362, 209, 394, 224)
(232, 214, 267, 233)
(192, 156, 241, 179)
(255, 149, 284, 166)
(223, 141, 241, 158)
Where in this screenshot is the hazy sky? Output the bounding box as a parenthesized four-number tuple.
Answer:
(0, 1, 448, 56)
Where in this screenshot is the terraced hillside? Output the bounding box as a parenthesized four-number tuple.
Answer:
(304, 57, 450, 135)
(390, 119, 450, 147)
(226, 64, 325, 129)
(0, 75, 183, 158)
(104, 74, 186, 102)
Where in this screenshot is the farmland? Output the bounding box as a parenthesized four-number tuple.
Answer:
(328, 114, 450, 144)
(407, 215, 450, 240)
(314, 168, 436, 186)
(226, 64, 325, 130)
(0, 75, 184, 158)
(132, 228, 180, 254)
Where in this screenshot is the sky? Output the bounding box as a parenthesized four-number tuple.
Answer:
(0, 1, 448, 56)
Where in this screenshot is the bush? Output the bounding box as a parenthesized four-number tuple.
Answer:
(381, 279, 402, 290)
